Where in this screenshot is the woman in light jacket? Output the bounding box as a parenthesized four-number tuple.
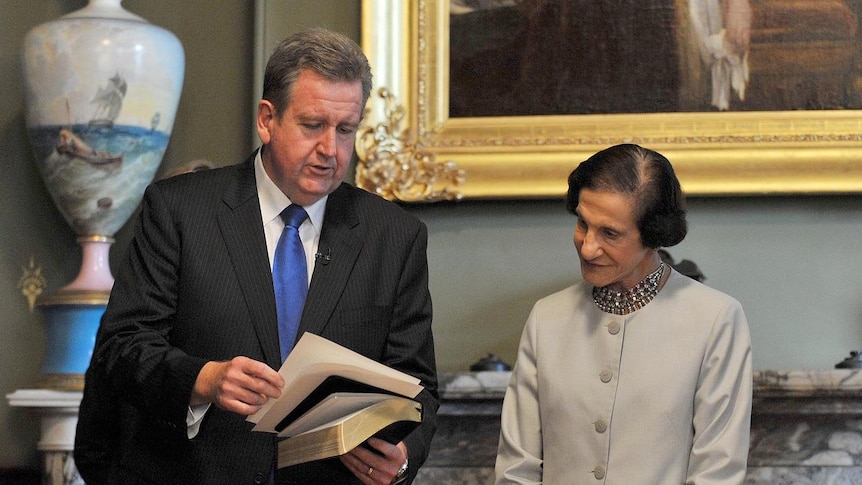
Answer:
(494, 144, 752, 484)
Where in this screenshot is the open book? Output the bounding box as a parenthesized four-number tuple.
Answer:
(276, 393, 421, 468)
(248, 333, 424, 467)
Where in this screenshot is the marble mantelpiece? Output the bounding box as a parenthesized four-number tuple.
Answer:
(414, 369, 862, 485)
(413, 372, 509, 484)
(748, 369, 862, 484)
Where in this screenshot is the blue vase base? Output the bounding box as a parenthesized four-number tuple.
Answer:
(38, 298, 106, 383)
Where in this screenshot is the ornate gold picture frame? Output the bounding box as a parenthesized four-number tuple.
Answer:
(358, 0, 862, 201)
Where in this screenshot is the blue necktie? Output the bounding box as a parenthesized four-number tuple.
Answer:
(273, 204, 308, 361)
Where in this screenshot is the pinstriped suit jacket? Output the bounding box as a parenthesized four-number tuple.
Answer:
(74, 154, 438, 485)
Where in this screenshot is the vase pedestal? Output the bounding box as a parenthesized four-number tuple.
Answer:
(63, 236, 115, 292)
(36, 290, 109, 390)
(6, 389, 84, 485)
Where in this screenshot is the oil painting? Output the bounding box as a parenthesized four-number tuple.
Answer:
(450, 0, 861, 117)
(356, 0, 862, 199)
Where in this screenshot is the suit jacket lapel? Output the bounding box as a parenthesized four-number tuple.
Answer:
(300, 184, 363, 337)
(217, 155, 281, 368)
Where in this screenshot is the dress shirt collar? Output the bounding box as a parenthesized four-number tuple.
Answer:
(254, 149, 327, 231)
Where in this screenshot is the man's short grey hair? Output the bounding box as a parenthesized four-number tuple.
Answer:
(262, 28, 373, 117)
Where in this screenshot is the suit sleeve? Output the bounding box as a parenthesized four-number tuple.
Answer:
(384, 221, 439, 483)
(90, 182, 208, 435)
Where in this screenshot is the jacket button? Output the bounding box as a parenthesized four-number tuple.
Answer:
(593, 419, 608, 433)
(592, 465, 606, 479)
(253, 472, 265, 484)
(599, 369, 613, 383)
(607, 321, 621, 335)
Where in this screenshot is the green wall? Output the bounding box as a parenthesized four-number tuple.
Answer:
(2, 0, 862, 471)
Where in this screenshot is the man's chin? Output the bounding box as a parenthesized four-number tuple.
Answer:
(293, 182, 339, 204)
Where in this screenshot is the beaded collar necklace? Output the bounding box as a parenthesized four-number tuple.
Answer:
(592, 263, 666, 315)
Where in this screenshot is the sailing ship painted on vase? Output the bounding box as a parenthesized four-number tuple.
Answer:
(89, 72, 127, 129)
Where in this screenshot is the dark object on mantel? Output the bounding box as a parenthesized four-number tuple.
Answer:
(835, 350, 862, 369)
(659, 249, 705, 282)
(470, 354, 511, 372)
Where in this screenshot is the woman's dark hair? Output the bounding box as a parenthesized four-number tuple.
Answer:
(566, 143, 687, 248)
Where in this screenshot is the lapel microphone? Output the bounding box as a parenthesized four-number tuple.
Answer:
(314, 248, 332, 265)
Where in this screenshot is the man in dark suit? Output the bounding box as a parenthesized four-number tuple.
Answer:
(74, 28, 438, 485)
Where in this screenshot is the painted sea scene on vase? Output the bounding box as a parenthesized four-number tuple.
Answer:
(22, 13, 184, 237)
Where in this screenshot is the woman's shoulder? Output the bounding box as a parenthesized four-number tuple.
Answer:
(534, 281, 591, 311)
(664, 269, 744, 312)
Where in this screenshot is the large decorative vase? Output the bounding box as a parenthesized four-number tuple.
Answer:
(22, 0, 184, 389)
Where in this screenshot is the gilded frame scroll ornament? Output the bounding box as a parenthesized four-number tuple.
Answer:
(359, 0, 862, 200)
(356, 88, 465, 202)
